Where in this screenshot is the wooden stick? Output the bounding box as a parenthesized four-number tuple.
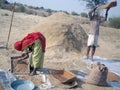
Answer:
(6, 2, 16, 49)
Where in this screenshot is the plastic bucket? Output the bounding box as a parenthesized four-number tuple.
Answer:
(11, 80, 34, 90)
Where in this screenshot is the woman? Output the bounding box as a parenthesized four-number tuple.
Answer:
(14, 32, 46, 76)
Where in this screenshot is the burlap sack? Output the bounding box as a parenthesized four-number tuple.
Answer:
(86, 62, 108, 86)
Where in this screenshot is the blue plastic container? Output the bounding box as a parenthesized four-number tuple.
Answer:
(11, 80, 35, 90)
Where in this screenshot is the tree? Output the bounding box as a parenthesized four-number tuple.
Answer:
(81, 0, 108, 9)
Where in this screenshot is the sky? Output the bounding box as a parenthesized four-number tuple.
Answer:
(7, 0, 120, 17)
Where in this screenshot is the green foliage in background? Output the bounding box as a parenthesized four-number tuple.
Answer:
(19, 5, 26, 12)
(109, 17, 120, 29)
(80, 0, 108, 9)
(0, 0, 72, 17)
(71, 11, 79, 16)
(80, 12, 88, 18)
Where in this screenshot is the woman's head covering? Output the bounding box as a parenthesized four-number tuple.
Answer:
(14, 41, 22, 51)
(14, 32, 46, 52)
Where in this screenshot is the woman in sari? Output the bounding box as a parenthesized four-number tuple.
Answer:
(14, 32, 46, 76)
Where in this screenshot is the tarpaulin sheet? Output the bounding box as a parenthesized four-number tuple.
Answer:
(0, 70, 16, 90)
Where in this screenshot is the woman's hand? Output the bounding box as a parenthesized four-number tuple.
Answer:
(21, 53, 29, 59)
(21, 53, 27, 57)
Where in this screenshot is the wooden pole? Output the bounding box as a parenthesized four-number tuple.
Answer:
(6, 2, 16, 49)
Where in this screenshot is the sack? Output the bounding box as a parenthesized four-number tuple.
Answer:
(86, 62, 108, 86)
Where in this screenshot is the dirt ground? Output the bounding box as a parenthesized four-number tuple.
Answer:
(0, 9, 120, 90)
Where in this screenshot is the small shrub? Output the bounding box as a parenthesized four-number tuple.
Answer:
(40, 7, 44, 10)
(46, 9, 52, 13)
(71, 11, 79, 16)
(26, 10, 35, 15)
(62, 11, 69, 15)
(19, 5, 26, 12)
(4, 13, 9, 16)
(80, 12, 88, 18)
(109, 17, 120, 29)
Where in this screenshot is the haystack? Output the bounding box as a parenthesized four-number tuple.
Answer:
(30, 12, 88, 59)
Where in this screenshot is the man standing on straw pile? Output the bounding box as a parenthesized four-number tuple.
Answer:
(86, 6, 110, 60)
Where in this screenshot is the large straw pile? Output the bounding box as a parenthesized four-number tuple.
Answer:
(30, 12, 88, 60)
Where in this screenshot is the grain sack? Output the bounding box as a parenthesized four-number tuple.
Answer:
(86, 62, 108, 86)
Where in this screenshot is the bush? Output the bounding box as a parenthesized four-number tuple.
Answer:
(1, 13, 9, 16)
(109, 17, 120, 29)
(19, 5, 26, 12)
(63, 11, 69, 15)
(71, 11, 79, 16)
(26, 10, 35, 15)
(80, 12, 88, 18)
(15, 4, 26, 12)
